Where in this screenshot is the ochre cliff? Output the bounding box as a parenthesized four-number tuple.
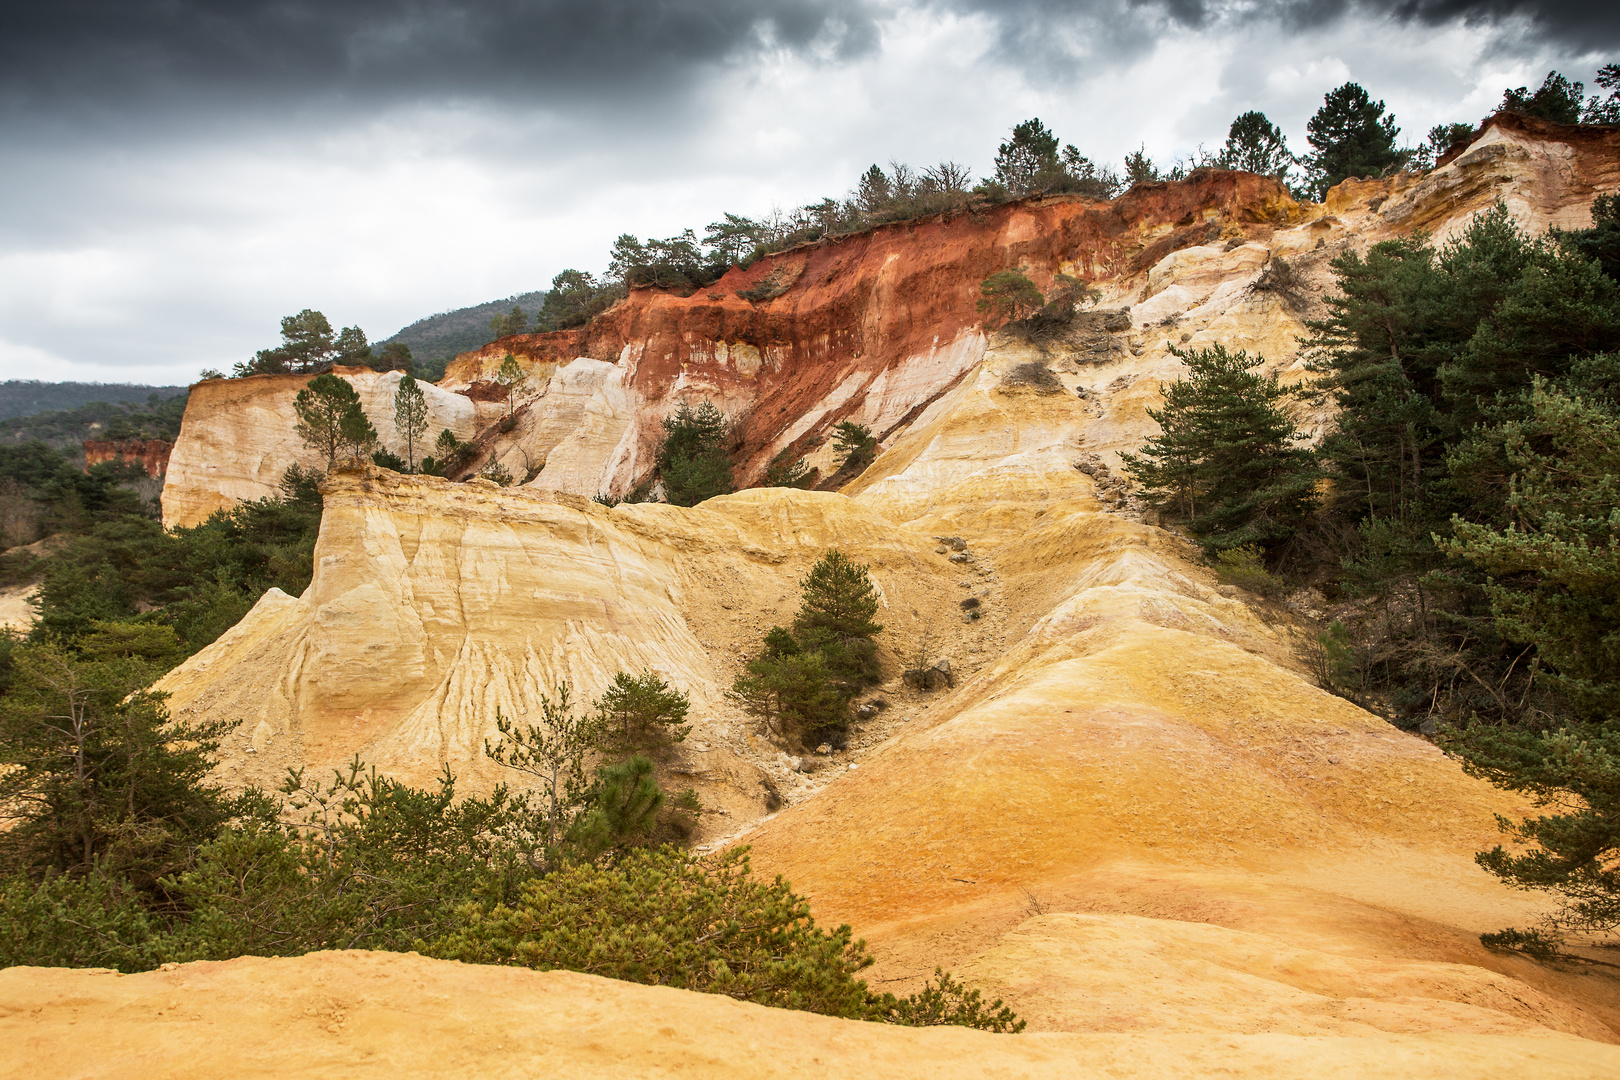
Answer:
(161, 367, 501, 527)
(52, 114, 1620, 1073)
(438, 112, 1619, 501)
(154, 314, 1620, 1055)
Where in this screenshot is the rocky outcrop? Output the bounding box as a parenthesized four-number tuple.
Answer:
(160, 368, 499, 527)
(154, 117, 1617, 521)
(82, 438, 171, 477)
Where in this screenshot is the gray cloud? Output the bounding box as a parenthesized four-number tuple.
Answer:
(0, 1, 882, 117)
(936, 0, 1618, 78)
(3, 1, 1612, 126)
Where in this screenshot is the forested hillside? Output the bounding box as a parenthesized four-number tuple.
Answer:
(379, 290, 547, 381)
(0, 382, 185, 423)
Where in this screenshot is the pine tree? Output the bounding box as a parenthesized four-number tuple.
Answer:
(1498, 71, 1585, 124)
(1217, 110, 1293, 183)
(1122, 345, 1316, 555)
(793, 549, 884, 687)
(592, 670, 691, 761)
(832, 421, 877, 470)
(658, 400, 733, 506)
(393, 373, 428, 471)
(994, 119, 1061, 196)
(293, 373, 368, 469)
(1305, 83, 1402, 198)
(976, 270, 1044, 327)
(0, 637, 234, 889)
(496, 355, 526, 417)
(1444, 374, 1620, 951)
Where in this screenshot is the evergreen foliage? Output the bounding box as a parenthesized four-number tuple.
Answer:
(12, 455, 320, 655)
(1274, 197, 1620, 953)
(1584, 64, 1620, 124)
(294, 373, 375, 469)
(0, 636, 234, 891)
(657, 400, 733, 506)
(792, 548, 884, 688)
(495, 355, 526, 417)
(732, 550, 883, 747)
(393, 373, 428, 471)
(592, 670, 692, 762)
(1304, 82, 1402, 197)
(759, 450, 814, 489)
(236, 309, 375, 378)
(0, 644, 1016, 1032)
(831, 421, 878, 471)
(427, 845, 1023, 1030)
(0, 382, 187, 425)
(488, 305, 530, 340)
(1122, 345, 1316, 555)
(1216, 110, 1294, 184)
(976, 270, 1044, 326)
(1499, 71, 1586, 124)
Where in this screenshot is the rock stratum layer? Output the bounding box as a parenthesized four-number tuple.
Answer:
(25, 114, 1620, 1074)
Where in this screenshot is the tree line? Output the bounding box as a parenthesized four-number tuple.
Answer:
(1120, 194, 1620, 958)
(508, 65, 1619, 336)
(217, 64, 1617, 378)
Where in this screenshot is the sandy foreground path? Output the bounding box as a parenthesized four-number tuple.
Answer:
(3, 950, 1619, 1079)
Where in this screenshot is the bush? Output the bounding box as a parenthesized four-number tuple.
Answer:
(658, 401, 733, 506)
(427, 845, 1022, 1031)
(976, 270, 1044, 327)
(1212, 545, 1285, 597)
(593, 670, 692, 761)
(760, 450, 813, 488)
(1121, 344, 1316, 557)
(732, 550, 884, 747)
(831, 421, 878, 471)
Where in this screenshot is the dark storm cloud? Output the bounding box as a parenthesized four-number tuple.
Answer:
(1265, 1, 1620, 48)
(938, 0, 1620, 68)
(0, 0, 881, 115)
(3, 1, 1612, 121)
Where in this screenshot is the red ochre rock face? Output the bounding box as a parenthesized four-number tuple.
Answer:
(447, 171, 1302, 475)
(83, 438, 172, 478)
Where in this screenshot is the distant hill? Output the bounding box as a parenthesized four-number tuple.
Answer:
(380, 291, 546, 382)
(0, 389, 191, 465)
(0, 381, 187, 423)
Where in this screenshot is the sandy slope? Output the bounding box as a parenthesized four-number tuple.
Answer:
(4, 951, 1618, 1080)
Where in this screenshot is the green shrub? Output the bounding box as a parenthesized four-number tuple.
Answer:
(760, 450, 813, 488)
(658, 401, 733, 506)
(1212, 545, 1285, 598)
(427, 845, 1023, 1031)
(831, 421, 878, 471)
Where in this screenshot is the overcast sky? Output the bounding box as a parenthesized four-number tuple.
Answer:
(1, 1, 1615, 385)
